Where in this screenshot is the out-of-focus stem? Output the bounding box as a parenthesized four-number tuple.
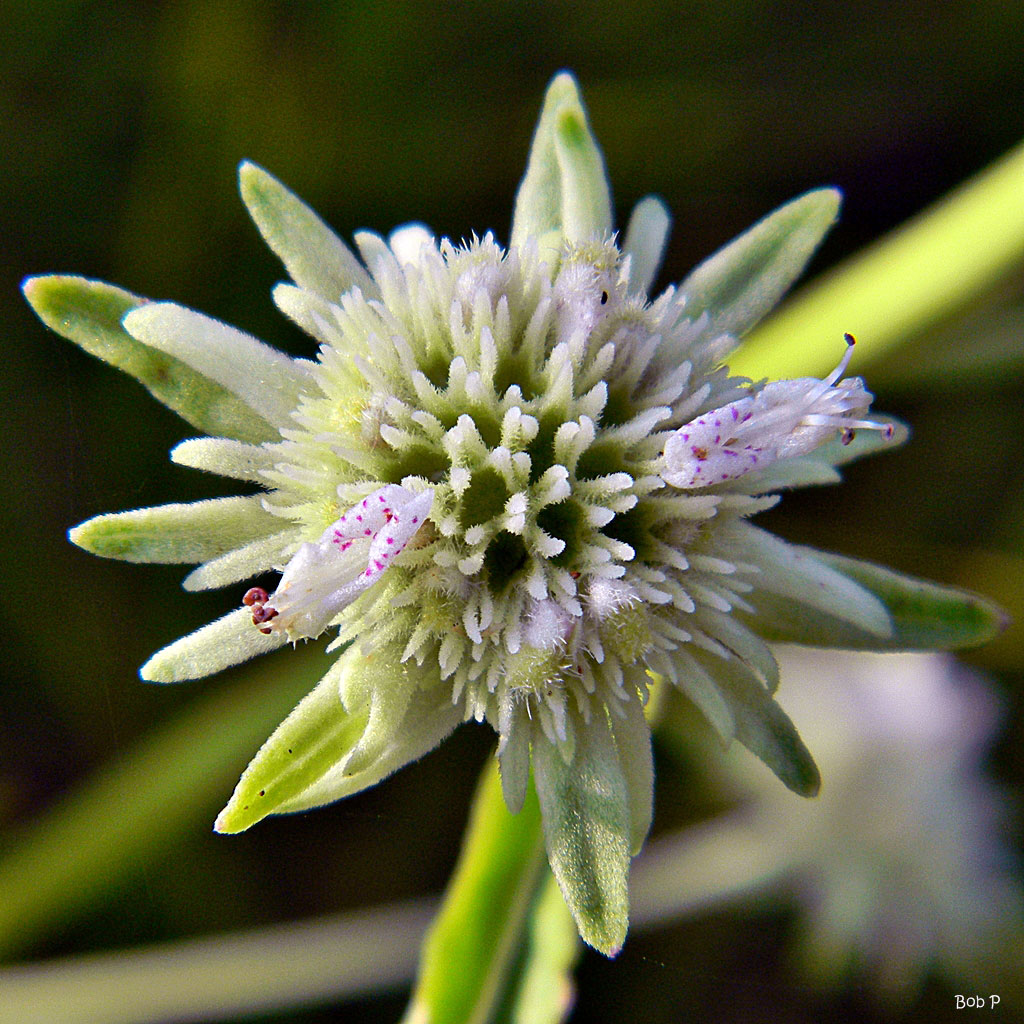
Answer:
(732, 138, 1024, 379)
(0, 899, 434, 1024)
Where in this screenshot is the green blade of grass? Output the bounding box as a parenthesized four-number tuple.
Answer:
(732, 137, 1024, 379)
(0, 647, 329, 960)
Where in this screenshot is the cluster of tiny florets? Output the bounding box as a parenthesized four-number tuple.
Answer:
(250, 229, 783, 752)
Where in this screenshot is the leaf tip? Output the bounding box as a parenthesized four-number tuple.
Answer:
(21, 273, 46, 305)
(139, 652, 173, 684)
(546, 70, 582, 105)
(238, 159, 270, 201)
(798, 763, 822, 798)
(214, 780, 271, 834)
(139, 634, 213, 684)
(816, 184, 843, 213)
(21, 274, 74, 325)
(213, 804, 245, 835)
(67, 515, 113, 558)
(579, 914, 627, 958)
(790, 186, 842, 230)
(67, 520, 87, 549)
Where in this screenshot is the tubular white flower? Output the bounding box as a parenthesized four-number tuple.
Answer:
(661, 334, 894, 489)
(244, 484, 433, 641)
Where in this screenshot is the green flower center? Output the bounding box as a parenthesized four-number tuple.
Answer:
(260, 233, 703, 739)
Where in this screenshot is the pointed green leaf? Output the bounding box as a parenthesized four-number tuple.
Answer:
(718, 521, 893, 639)
(140, 607, 289, 683)
(679, 188, 841, 338)
(123, 302, 313, 431)
(69, 495, 283, 564)
(622, 196, 671, 296)
(22, 275, 276, 443)
(239, 161, 376, 303)
(823, 552, 1009, 649)
(699, 652, 820, 797)
(217, 646, 461, 831)
(607, 696, 654, 855)
(532, 711, 631, 956)
(215, 656, 368, 833)
(767, 552, 1007, 651)
(511, 73, 612, 263)
(403, 760, 546, 1024)
(275, 681, 461, 818)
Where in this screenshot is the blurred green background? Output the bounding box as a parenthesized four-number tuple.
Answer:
(3, 2, 1024, 1022)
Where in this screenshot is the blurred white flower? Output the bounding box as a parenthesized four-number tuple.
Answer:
(634, 648, 1022, 1001)
(767, 648, 1021, 999)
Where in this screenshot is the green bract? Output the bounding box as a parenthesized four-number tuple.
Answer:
(25, 72, 1002, 955)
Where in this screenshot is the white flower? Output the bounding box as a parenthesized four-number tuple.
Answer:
(243, 484, 434, 641)
(25, 72, 1001, 955)
(776, 649, 1022, 999)
(661, 334, 894, 489)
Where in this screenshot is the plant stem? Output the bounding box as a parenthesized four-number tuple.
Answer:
(731, 138, 1024, 379)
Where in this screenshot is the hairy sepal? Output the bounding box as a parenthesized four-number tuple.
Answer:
(679, 188, 841, 338)
(533, 708, 632, 956)
(215, 645, 459, 832)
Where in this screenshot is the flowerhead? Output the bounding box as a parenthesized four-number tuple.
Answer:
(24, 72, 999, 954)
(742, 649, 1023, 1001)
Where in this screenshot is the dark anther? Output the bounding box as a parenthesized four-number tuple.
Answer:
(251, 605, 278, 625)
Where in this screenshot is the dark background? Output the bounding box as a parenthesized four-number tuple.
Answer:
(3, 2, 1024, 1021)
